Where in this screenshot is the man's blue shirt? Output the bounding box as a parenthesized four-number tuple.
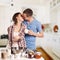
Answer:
(23, 19, 42, 50)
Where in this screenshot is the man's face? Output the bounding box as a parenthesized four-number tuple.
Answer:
(23, 13, 29, 21)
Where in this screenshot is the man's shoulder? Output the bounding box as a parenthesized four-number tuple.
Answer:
(23, 20, 28, 26)
(34, 19, 41, 24)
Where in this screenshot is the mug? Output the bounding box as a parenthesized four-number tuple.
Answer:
(1, 50, 8, 59)
(34, 52, 42, 59)
(24, 29, 29, 34)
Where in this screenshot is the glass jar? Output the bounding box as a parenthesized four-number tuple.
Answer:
(1, 49, 8, 59)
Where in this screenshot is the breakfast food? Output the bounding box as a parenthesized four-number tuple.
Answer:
(34, 52, 42, 59)
(28, 52, 34, 58)
(24, 49, 34, 58)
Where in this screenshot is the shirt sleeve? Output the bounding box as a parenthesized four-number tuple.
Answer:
(36, 22, 42, 32)
(7, 27, 11, 41)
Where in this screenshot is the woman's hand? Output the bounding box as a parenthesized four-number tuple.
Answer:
(12, 36, 20, 42)
(14, 36, 20, 40)
(13, 35, 24, 42)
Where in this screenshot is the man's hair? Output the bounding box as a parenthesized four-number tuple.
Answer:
(23, 8, 33, 17)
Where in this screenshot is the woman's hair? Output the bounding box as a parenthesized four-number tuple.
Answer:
(23, 8, 33, 17)
(12, 12, 21, 25)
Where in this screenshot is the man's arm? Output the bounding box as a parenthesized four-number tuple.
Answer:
(34, 31, 43, 37)
(28, 30, 43, 37)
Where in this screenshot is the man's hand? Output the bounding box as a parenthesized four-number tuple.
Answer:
(28, 30, 43, 37)
(28, 30, 36, 36)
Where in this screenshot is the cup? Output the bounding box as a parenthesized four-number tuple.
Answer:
(24, 29, 29, 34)
(10, 54, 14, 60)
(0, 50, 1, 58)
(1, 49, 8, 59)
(34, 52, 42, 59)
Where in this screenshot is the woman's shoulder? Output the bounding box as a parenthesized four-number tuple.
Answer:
(8, 25, 13, 29)
(7, 25, 13, 31)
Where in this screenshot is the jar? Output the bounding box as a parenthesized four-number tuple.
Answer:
(1, 49, 8, 59)
(34, 52, 42, 59)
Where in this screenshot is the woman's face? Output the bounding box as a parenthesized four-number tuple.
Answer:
(16, 14, 24, 22)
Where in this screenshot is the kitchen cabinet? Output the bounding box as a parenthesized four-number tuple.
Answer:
(0, 39, 8, 46)
(52, 33, 60, 58)
(50, 0, 60, 9)
(36, 33, 53, 49)
(36, 32, 60, 60)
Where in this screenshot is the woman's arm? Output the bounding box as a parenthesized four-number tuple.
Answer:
(7, 27, 11, 42)
(7, 27, 12, 46)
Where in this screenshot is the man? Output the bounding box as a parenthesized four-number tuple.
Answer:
(23, 8, 43, 50)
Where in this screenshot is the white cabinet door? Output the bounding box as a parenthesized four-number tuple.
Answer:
(36, 33, 53, 48)
(52, 33, 60, 58)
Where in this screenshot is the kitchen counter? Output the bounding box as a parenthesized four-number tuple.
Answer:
(0, 48, 44, 60)
(0, 56, 44, 60)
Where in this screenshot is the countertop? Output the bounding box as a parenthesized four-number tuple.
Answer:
(0, 48, 44, 60)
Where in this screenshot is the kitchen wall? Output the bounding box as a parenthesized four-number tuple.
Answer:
(0, 0, 50, 35)
(57, 6, 60, 30)
(50, 0, 60, 31)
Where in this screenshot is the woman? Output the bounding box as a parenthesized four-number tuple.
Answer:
(7, 12, 26, 51)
